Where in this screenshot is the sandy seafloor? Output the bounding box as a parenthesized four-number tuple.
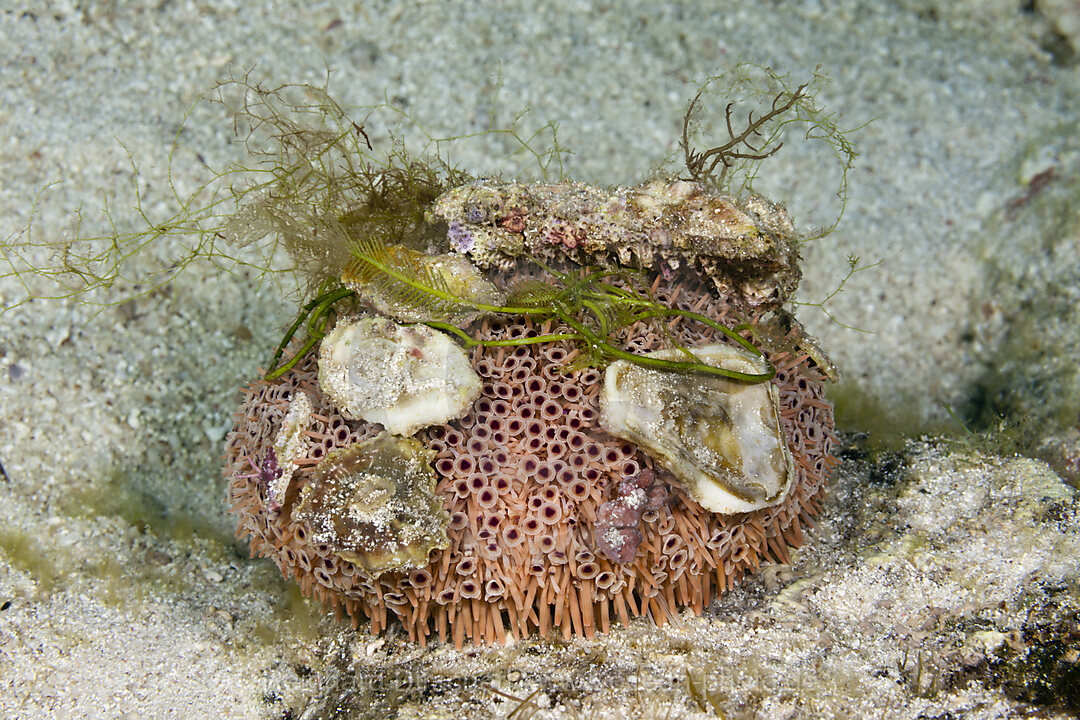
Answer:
(2, 1, 1080, 718)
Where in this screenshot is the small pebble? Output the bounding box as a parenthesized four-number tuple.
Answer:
(145, 549, 172, 567)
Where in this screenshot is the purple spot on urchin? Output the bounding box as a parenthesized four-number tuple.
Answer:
(447, 220, 475, 253)
(597, 500, 638, 529)
(595, 498, 642, 563)
(620, 467, 655, 492)
(595, 468, 670, 563)
(261, 448, 283, 510)
(596, 525, 643, 564)
(644, 485, 668, 511)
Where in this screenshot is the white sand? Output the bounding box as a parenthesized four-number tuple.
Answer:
(2, 1, 1078, 718)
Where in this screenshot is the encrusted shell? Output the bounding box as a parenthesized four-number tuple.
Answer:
(317, 317, 481, 436)
(430, 179, 801, 311)
(599, 344, 795, 514)
(294, 432, 449, 578)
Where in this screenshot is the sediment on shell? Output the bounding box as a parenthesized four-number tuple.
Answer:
(599, 343, 795, 515)
(294, 432, 449, 578)
(270, 392, 313, 509)
(317, 317, 481, 436)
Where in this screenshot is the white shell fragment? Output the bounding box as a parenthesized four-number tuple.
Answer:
(599, 344, 795, 515)
(270, 391, 313, 510)
(318, 317, 481, 436)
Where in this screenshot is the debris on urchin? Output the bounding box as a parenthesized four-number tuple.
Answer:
(225, 178, 839, 647)
(317, 317, 481, 436)
(342, 248, 503, 325)
(269, 392, 313, 510)
(294, 433, 449, 578)
(430, 179, 801, 309)
(600, 344, 795, 514)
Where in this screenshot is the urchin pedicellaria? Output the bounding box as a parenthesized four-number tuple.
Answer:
(225, 178, 839, 647)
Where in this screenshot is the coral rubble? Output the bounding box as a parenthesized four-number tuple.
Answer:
(432, 180, 802, 312)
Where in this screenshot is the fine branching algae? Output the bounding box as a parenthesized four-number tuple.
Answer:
(676, 65, 862, 241)
(2, 64, 862, 365)
(273, 243, 776, 384)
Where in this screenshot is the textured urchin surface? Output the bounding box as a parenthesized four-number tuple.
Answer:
(224, 266, 837, 648)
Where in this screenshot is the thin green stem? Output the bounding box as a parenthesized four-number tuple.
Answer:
(270, 250, 774, 385)
(266, 292, 329, 373)
(580, 298, 609, 336)
(423, 321, 479, 347)
(425, 320, 581, 349)
(555, 300, 774, 383)
(307, 287, 353, 333)
(631, 308, 762, 356)
(479, 333, 582, 347)
(266, 333, 322, 382)
(264, 286, 354, 381)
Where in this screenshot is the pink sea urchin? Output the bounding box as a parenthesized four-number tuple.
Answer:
(225, 180, 838, 647)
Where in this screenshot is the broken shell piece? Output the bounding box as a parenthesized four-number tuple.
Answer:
(318, 317, 481, 436)
(295, 432, 449, 578)
(599, 344, 794, 515)
(270, 392, 313, 511)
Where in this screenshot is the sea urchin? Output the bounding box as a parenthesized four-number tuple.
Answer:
(225, 179, 838, 647)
